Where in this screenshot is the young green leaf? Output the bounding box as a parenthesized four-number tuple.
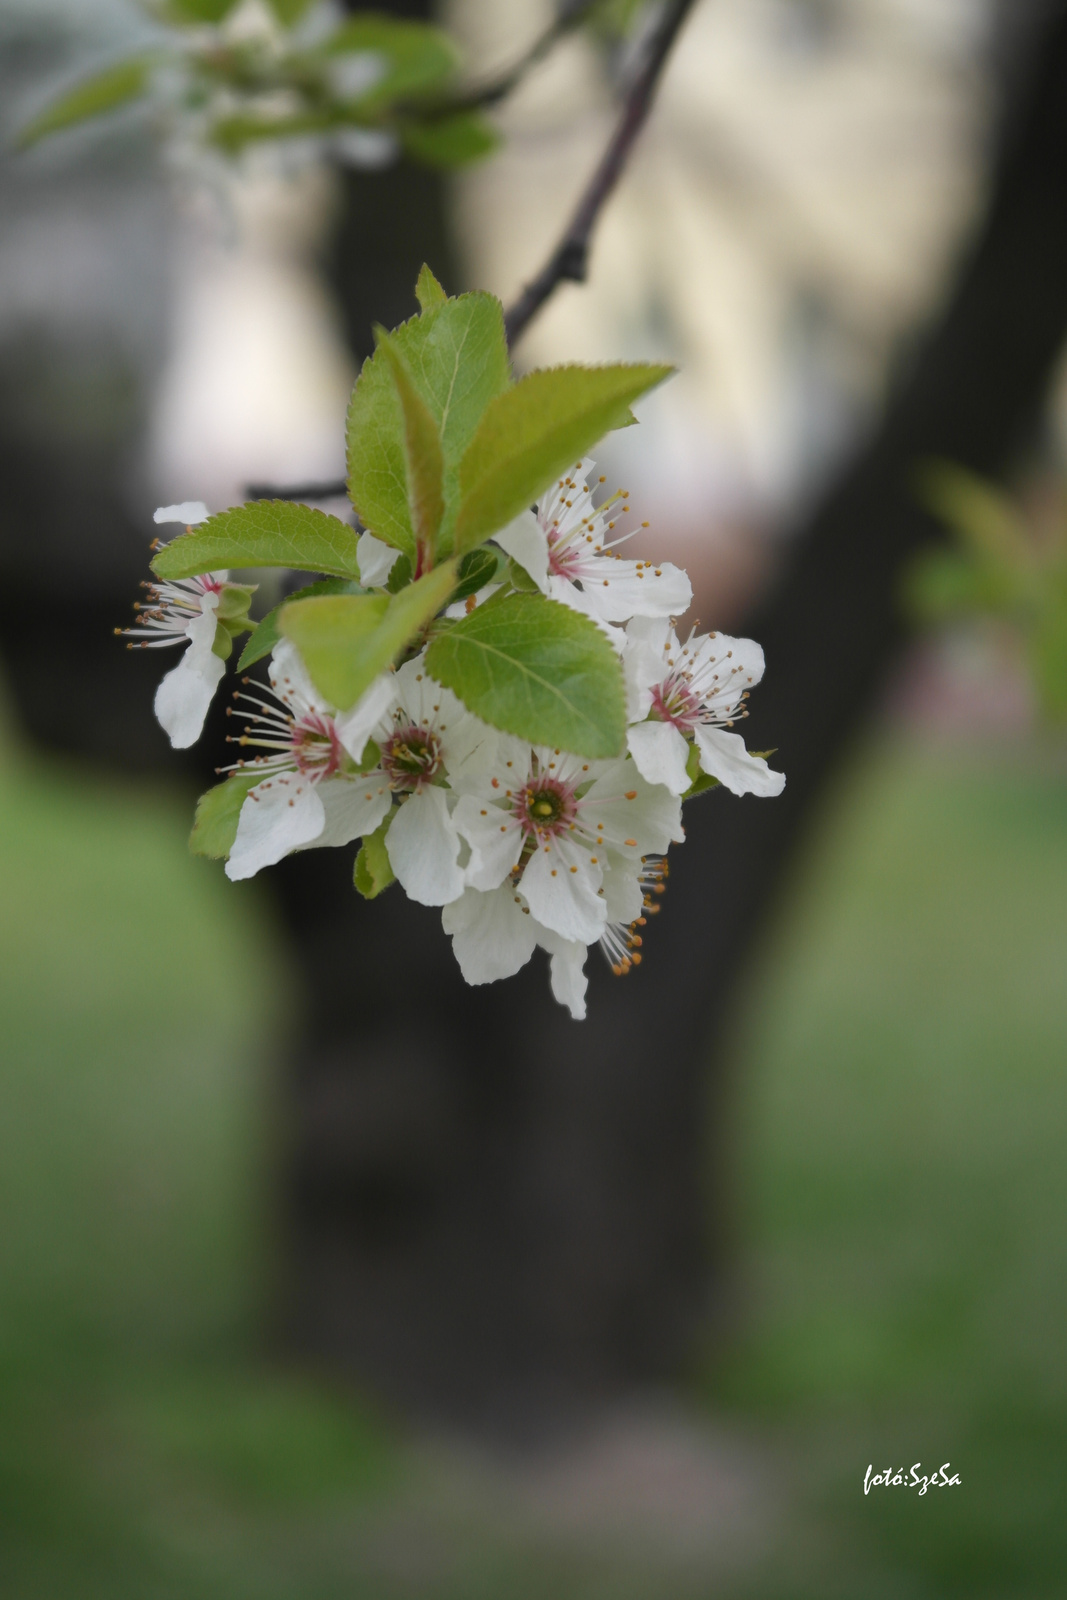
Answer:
(317, 17, 457, 109)
(163, 0, 241, 20)
(237, 578, 364, 672)
(347, 291, 510, 561)
(189, 772, 261, 860)
(682, 740, 720, 799)
(425, 593, 626, 757)
(353, 813, 397, 899)
(453, 362, 673, 551)
(18, 55, 159, 148)
(402, 111, 499, 169)
(376, 330, 445, 560)
(152, 501, 363, 583)
(264, 0, 315, 24)
(415, 263, 447, 311)
(450, 546, 500, 604)
(280, 560, 457, 709)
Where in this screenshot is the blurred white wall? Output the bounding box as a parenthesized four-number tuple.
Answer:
(447, 0, 994, 606)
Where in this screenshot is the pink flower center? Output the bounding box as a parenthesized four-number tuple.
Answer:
(381, 723, 443, 792)
(650, 677, 701, 733)
(291, 712, 344, 779)
(514, 774, 579, 840)
(546, 526, 584, 582)
(197, 575, 224, 596)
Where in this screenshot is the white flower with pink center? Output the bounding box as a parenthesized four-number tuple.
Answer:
(324, 653, 516, 908)
(224, 639, 394, 881)
(452, 745, 684, 946)
(492, 456, 692, 628)
(624, 616, 785, 798)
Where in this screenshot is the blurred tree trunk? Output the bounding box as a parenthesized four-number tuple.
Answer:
(271, 2, 1067, 1431)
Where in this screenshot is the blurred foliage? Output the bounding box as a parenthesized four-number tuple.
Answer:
(1, 714, 1065, 1594)
(17, 2, 497, 170)
(908, 460, 1067, 719)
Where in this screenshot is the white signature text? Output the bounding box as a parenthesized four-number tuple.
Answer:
(864, 1463, 961, 1496)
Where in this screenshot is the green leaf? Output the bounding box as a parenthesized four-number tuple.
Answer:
(18, 55, 159, 148)
(454, 362, 673, 552)
(353, 812, 396, 899)
(401, 111, 499, 169)
(424, 593, 625, 757)
(237, 579, 364, 672)
(415, 263, 447, 311)
(346, 292, 510, 561)
(904, 550, 1019, 621)
(682, 739, 720, 799)
(189, 772, 261, 860)
(450, 546, 500, 604)
(376, 330, 445, 560)
(318, 17, 457, 108)
(163, 0, 240, 20)
(915, 460, 1030, 566)
(280, 560, 457, 709)
(152, 502, 363, 583)
(264, 0, 315, 24)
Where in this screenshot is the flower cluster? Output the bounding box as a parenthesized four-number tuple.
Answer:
(129, 453, 783, 1020)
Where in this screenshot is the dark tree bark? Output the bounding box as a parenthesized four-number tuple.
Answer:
(4, 2, 1067, 1438)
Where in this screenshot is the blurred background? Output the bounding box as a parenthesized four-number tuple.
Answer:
(2, 0, 1066, 1594)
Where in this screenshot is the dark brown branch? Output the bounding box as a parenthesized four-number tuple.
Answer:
(503, 0, 699, 346)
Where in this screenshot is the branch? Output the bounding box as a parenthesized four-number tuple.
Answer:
(503, 0, 698, 346)
(440, 0, 600, 115)
(248, 1, 696, 503)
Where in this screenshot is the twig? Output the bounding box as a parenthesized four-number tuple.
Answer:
(441, 0, 600, 115)
(249, 2, 697, 503)
(504, 0, 698, 346)
(246, 479, 349, 503)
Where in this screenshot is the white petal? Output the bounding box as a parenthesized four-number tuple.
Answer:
(153, 601, 224, 749)
(326, 48, 387, 100)
(693, 726, 785, 797)
(385, 786, 465, 906)
(357, 531, 400, 587)
(444, 582, 501, 619)
(548, 575, 627, 652)
(442, 886, 538, 985)
(601, 861, 644, 926)
(268, 637, 332, 718)
(226, 773, 326, 880)
(577, 560, 692, 624)
(626, 719, 692, 796)
(581, 758, 685, 855)
(154, 501, 209, 526)
(493, 508, 550, 593)
(334, 672, 395, 762)
(538, 929, 588, 1021)
(446, 723, 530, 793)
(453, 794, 524, 889)
(521, 838, 606, 944)
(302, 775, 391, 850)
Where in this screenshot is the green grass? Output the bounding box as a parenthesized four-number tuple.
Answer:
(0, 720, 1065, 1597)
(706, 737, 1067, 1598)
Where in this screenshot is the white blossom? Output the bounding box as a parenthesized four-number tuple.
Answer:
(342, 655, 513, 907)
(625, 617, 785, 798)
(356, 531, 400, 587)
(493, 457, 691, 627)
(121, 569, 226, 750)
(225, 640, 393, 881)
(453, 745, 683, 946)
(441, 885, 590, 1020)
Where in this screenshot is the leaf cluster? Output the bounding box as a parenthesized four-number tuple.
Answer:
(154, 265, 671, 761)
(18, 5, 496, 169)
